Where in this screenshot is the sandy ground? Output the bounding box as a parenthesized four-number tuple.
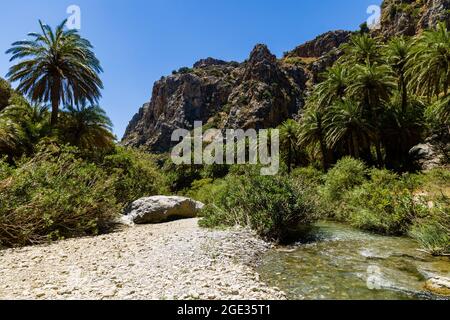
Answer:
(0, 218, 285, 300)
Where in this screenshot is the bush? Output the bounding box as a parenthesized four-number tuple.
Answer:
(343, 169, 426, 235)
(102, 147, 168, 205)
(199, 167, 317, 242)
(185, 178, 227, 205)
(321, 157, 368, 202)
(0, 145, 119, 247)
(410, 191, 450, 256)
(291, 166, 324, 186)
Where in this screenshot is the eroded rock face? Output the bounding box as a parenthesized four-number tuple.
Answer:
(225, 44, 306, 130)
(287, 30, 352, 58)
(122, 196, 205, 225)
(122, 45, 307, 151)
(379, 0, 450, 38)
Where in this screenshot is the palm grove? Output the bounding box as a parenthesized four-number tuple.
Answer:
(0, 21, 448, 255)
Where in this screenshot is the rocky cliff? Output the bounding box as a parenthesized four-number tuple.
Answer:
(122, 45, 307, 152)
(379, 0, 450, 37)
(122, 0, 450, 152)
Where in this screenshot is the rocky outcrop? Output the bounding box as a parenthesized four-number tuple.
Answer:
(122, 62, 237, 152)
(379, 0, 450, 38)
(224, 44, 306, 130)
(409, 136, 449, 170)
(122, 45, 307, 151)
(122, 196, 204, 225)
(286, 30, 352, 58)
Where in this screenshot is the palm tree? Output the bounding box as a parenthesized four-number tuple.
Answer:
(347, 64, 396, 165)
(0, 118, 21, 157)
(279, 119, 300, 174)
(385, 37, 413, 113)
(347, 64, 397, 111)
(428, 94, 450, 125)
(299, 108, 330, 170)
(325, 100, 374, 159)
(6, 20, 103, 127)
(0, 102, 50, 155)
(340, 33, 382, 66)
(315, 65, 349, 109)
(407, 22, 450, 99)
(59, 103, 115, 151)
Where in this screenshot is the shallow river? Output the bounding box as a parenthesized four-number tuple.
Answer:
(257, 222, 450, 300)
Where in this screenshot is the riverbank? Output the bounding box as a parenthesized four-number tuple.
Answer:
(0, 219, 285, 300)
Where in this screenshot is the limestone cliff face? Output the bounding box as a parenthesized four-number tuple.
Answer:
(122, 45, 307, 152)
(379, 0, 450, 37)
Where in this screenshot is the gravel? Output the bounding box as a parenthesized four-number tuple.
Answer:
(0, 218, 286, 300)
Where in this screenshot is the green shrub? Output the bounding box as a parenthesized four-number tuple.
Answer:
(102, 147, 168, 205)
(321, 157, 368, 202)
(0, 145, 119, 247)
(291, 166, 324, 186)
(199, 168, 317, 242)
(343, 169, 426, 235)
(410, 193, 450, 256)
(185, 178, 227, 205)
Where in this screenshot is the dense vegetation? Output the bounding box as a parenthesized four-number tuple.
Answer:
(0, 21, 168, 247)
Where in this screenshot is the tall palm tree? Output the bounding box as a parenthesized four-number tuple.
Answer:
(385, 37, 413, 113)
(315, 65, 349, 109)
(347, 64, 396, 165)
(407, 22, 450, 99)
(279, 119, 300, 174)
(6, 20, 103, 127)
(340, 33, 382, 67)
(299, 108, 330, 170)
(325, 100, 374, 159)
(347, 64, 397, 112)
(59, 103, 115, 151)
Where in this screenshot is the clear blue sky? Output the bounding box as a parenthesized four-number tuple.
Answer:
(0, 0, 382, 139)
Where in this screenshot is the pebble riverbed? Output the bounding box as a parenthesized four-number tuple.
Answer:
(0, 218, 286, 300)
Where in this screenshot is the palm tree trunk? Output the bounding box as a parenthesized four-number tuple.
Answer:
(319, 138, 328, 170)
(352, 133, 360, 159)
(287, 144, 292, 174)
(316, 117, 329, 170)
(400, 74, 408, 114)
(50, 81, 60, 127)
(375, 138, 383, 167)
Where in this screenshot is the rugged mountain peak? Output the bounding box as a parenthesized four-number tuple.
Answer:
(243, 44, 279, 82)
(193, 57, 229, 68)
(287, 30, 352, 58)
(248, 44, 277, 64)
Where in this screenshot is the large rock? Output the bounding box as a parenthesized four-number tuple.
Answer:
(122, 196, 205, 225)
(409, 139, 449, 170)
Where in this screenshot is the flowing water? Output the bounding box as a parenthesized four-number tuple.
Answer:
(257, 222, 450, 300)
